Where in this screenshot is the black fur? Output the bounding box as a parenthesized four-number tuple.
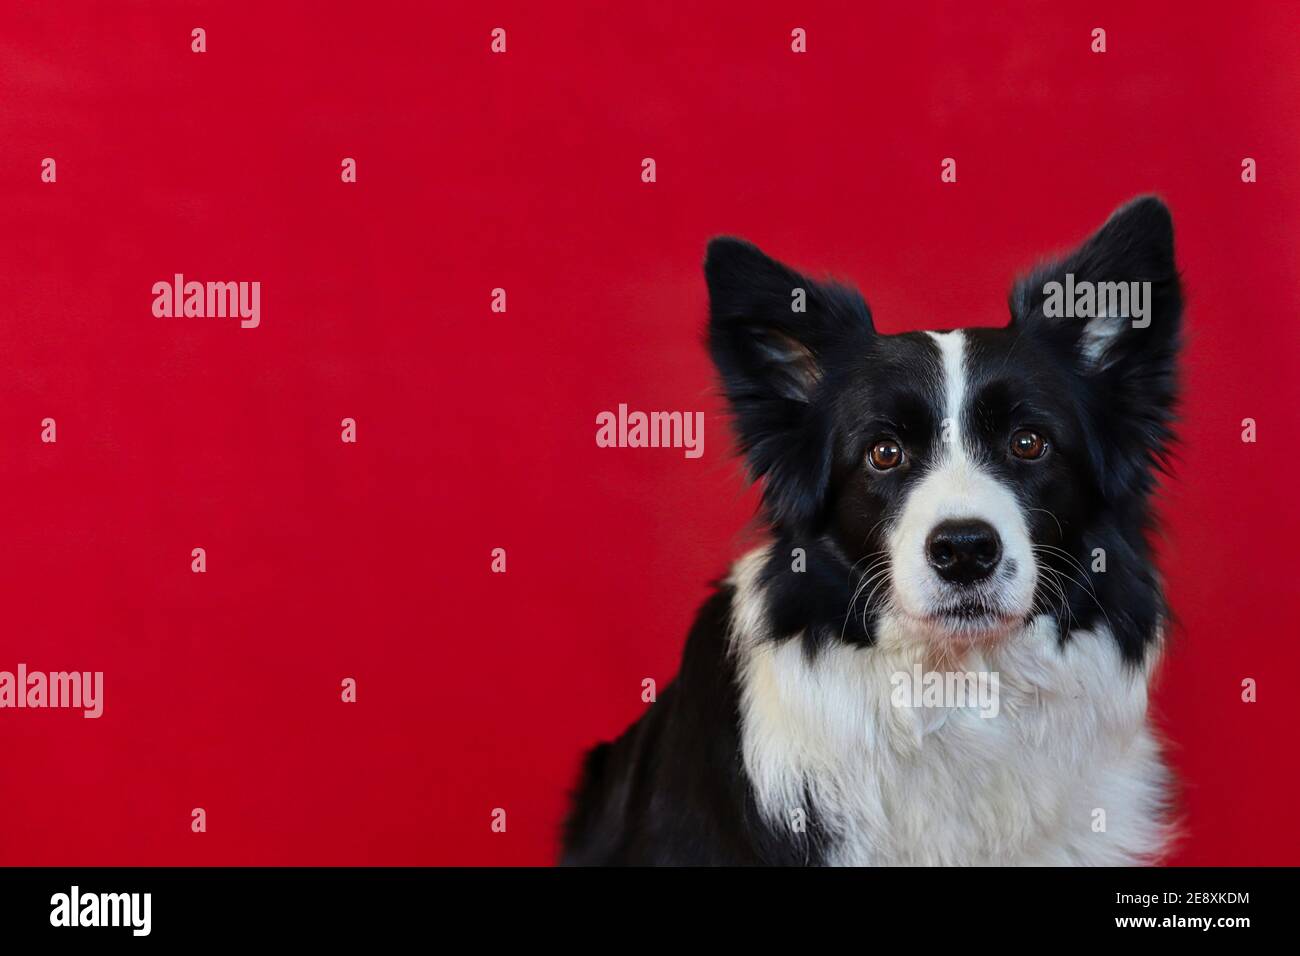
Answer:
(562, 197, 1182, 864)
(560, 587, 825, 865)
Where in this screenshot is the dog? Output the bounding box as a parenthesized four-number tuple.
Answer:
(562, 196, 1181, 866)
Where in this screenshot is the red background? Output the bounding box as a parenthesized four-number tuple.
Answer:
(1, 1, 1297, 866)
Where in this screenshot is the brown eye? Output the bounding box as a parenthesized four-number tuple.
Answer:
(868, 439, 904, 471)
(1010, 429, 1048, 460)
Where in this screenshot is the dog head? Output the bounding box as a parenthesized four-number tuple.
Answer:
(707, 197, 1181, 660)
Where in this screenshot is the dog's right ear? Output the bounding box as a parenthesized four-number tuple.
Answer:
(705, 237, 873, 530)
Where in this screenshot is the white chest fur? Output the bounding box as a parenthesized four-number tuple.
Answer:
(728, 548, 1171, 866)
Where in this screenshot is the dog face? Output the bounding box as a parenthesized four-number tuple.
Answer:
(707, 197, 1181, 659)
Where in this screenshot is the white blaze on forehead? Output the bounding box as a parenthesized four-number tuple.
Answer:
(926, 330, 968, 459)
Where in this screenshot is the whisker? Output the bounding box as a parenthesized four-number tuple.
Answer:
(840, 561, 892, 641)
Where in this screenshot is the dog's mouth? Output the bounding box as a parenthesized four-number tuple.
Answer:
(917, 601, 1024, 643)
(938, 600, 1013, 620)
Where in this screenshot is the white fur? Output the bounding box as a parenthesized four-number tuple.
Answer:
(1080, 290, 1137, 368)
(728, 547, 1171, 866)
(1080, 313, 1126, 367)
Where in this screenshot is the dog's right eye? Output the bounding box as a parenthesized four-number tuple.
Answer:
(868, 439, 904, 471)
(1010, 429, 1048, 461)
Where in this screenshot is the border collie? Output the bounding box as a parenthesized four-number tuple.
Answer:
(563, 197, 1181, 866)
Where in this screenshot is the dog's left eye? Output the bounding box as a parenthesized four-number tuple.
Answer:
(1010, 429, 1048, 461)
(868, 439, 904, 470)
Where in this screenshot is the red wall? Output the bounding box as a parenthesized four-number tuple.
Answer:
(1, 0, 1296, 865)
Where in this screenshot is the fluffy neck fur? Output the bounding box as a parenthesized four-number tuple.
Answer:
(727, 545, 1173, 866)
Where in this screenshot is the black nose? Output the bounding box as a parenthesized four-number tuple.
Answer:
(926, 520, 1002, 585)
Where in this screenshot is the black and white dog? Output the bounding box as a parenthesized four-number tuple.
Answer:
(563, 197, 1181, 865)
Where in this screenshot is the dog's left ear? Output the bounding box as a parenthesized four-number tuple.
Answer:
(706, 237, 873, 531)
(1010, 196, 1183, 494)
(1011, 196, 1181, 366)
